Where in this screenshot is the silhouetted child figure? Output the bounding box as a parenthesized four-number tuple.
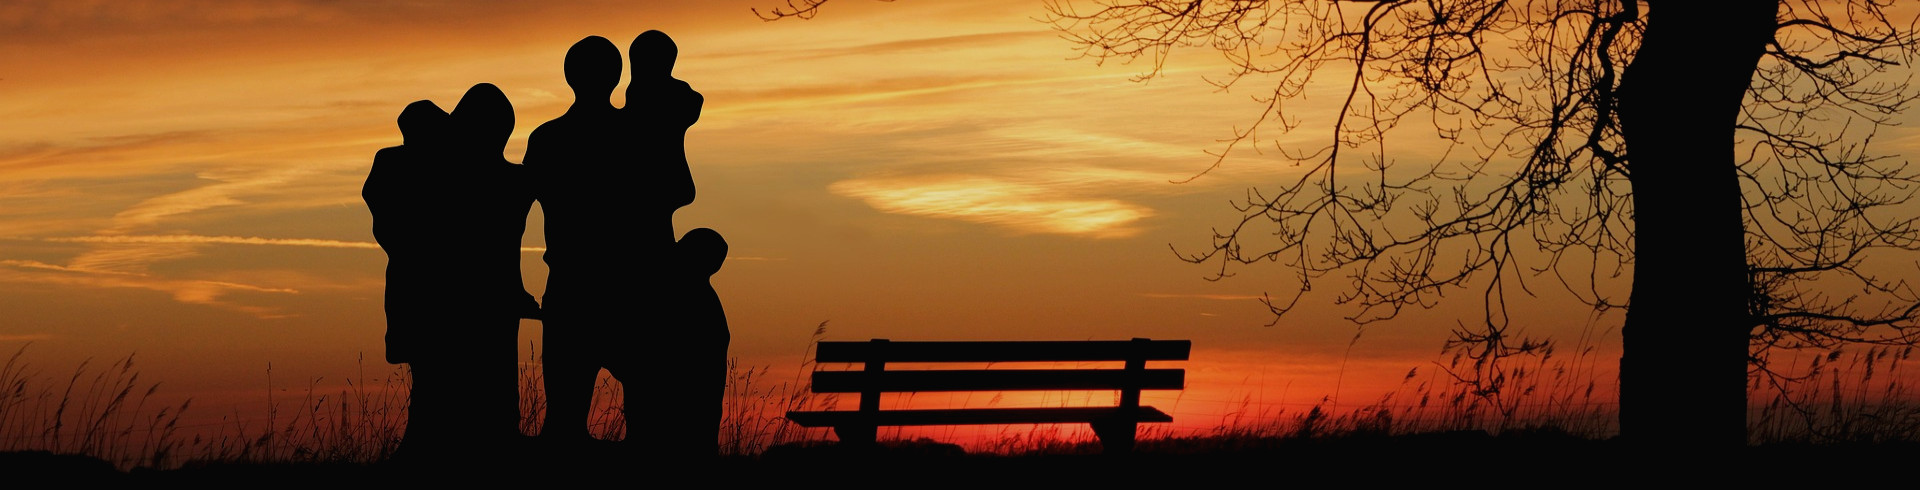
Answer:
(614, 228, 728, 460)
(624, 29, 699, 235)
(364, 99, 447, 367)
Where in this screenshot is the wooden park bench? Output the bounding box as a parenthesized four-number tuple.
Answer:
(784, 338, 1190, 453)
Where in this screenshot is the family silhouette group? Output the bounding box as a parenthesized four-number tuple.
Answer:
(362, 31, 728, 465)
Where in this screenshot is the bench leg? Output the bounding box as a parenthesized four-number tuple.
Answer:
(1089, 420, 1137, 454)
(833, 425, 877, 448)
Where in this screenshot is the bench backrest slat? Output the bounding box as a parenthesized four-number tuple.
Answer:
(812, 369, 1186, 393)
(814, 340, 1191, 363)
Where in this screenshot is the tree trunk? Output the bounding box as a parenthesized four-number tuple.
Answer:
(1616, 1, 1775, 449)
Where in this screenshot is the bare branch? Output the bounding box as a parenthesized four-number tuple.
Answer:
(1046, 0, 1920, 385)
(755, 0, 898, 21)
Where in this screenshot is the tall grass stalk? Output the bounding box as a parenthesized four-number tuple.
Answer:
(181, 355, 410, 467)
(0, 344, 189, 469)
(718, 321, 835, 455)
(1751, 346, 1920, 444)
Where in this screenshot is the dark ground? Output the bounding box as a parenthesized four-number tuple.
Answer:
(7, 431, 1914, 486)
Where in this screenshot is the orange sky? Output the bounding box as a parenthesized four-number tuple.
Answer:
(5, 0, 1909, 448)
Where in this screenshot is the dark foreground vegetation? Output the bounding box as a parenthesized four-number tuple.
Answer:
(9, 432, 1920, 486)
(7, 339, 1920, 485)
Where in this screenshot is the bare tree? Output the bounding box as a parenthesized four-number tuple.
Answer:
(764, 0, 1920, 447)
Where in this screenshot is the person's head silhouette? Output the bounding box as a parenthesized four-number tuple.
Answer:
(679, 228, 727, 277)
(451, 83, 515, 155)
(629, 30, 678, 80)
(564, 35, 622, 104)
(397, 100, 447, 147)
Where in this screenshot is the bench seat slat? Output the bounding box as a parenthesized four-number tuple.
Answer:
(815, 340, 1191, 363)
(785, 406, 1173, 427)
(811, 369, 1185, 393)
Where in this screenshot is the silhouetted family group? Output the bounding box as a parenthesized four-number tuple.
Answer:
(363, 31, 728, 466)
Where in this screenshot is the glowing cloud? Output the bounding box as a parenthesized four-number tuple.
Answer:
(829, 175, 1152, 238)
(66, 243, 200, 274)
(0, 259, 298, 319)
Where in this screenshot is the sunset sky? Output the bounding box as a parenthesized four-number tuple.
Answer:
(11, 0, 1895, 446)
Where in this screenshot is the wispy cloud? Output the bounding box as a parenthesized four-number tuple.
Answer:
(726, 256, 786, 262)
(0, 259, 298, 318)
(66, 244, 200, 274)
(48, 235, 378, 249)
(980, 125, 1212, 171)
(707, 30, 1052, 62)
(0, 259, 126, 275)
(0, 334, 54, 342)
(1, 229, 549, 315)
(830, 174, 1153, 238)
(39, 235, 547, 253)
(98, 165, 326, 235)
(0, 1, 313, 34)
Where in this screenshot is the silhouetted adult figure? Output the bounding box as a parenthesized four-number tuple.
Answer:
(438, 82, 537, 456)
(531, 32, 715, 460)
(371, 84, 536, 466)
(524, 36, 629, 444)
